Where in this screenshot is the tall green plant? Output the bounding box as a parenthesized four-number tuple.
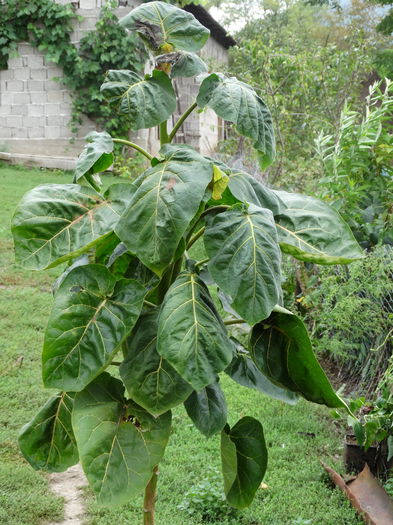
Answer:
(11, 3, 364, 523)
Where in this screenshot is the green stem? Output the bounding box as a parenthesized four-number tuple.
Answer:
(224, 318, 247, 325)
(143, 466, 158, 525)
(160, 121, 169, 145)
(200, 205, 230, 219)
(112, 138, 153, 161)
(195, 257, 209, 268)
(110, 361, 122, 366)
(187, 226, 205, 249)
(144, 299, 157, 308)
(168, 102, 198, 142)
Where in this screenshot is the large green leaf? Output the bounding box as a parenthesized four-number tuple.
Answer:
(100, 69, 176, 131)
(72, 373, 171, 506)
(116, 145, 213, 276)
(120, 1, 210, 53)
(250, 306, 346, 408)
(273, 190, 364, 264)
(197, 74, 275, 168)
(228, 169, 283, 215)
(12, 183, 134, 270)
(18, 392, 78, 473)
(120, 311, 192, 416)
(221, 417, 267, 509)
(225, 343, 298, 405)
(73, 131, 113, 185)
(157, 271, 234, 391)
(184, 381, 227, 437)
(204, 204, 282, 325)
(163, 51, 208, 78)
(43, 264, 145, 392)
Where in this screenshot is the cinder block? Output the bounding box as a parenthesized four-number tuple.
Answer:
(27, 80, 44, 91)
(46, 80, 62, 90)
(47, 91, 64, 104)
(6, 80, 24, 91)
(7, 115, 23, 127)
(45, 126, 61, 139)
(79, 1, 97, 11)
(60, 102, 71, 112)
(0, 69, 14, 81)
(1, 93, 13, 105)
(28, 127, 45, 138)
(60, 126, 73, 139)
(23, 116, 45, 127)
(11, 127, 28, 138)
(7, 57, 23, 68)
(18, 43, 36, 55)
(28, 105, 45, 116)
(27, 55, 44, 68)
(14, 68, 30, 81)
(47, 66, 63, 78)
(63, 91, 72, 103)
(47, 115, 66, 126)
(30, 68, 47, 80)
(11, 105, 28, 116)
(0, 127, 12, 138)
(45, 103, 62, 115)
(12, 92, 31, 105)
(31, 92, 47, 104)
(0, 105, 11, 117)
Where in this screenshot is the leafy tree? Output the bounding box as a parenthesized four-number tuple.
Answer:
(12, 3, 364, 523)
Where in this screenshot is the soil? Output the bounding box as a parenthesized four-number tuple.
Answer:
(45, 464, 87, 525)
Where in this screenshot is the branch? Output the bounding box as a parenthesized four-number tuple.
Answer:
(224, 318, 247, 326)
(168, 102, 198, 142)
(187, 226, 205, 249)
(113, 138, 153, 161)
(200, 205, 230, 219)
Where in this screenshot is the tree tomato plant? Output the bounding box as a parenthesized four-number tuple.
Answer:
(12, 3, 364, 524)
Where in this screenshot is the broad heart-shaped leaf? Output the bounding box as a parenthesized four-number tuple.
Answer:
(12, 183, 135, 270)
(72, 373, 171, 507)
(100, 69, 176, 131)
(116, 145, 213, 276)
(170, 52, 208, 78)
(184, 381, 227, 437)
(18, 392, 78, 473)
(157, 271, 234, 391)
(250, 306, 346, 408)
(43, 264, 145, 392)
(120, 1, 210, 53)
(273, 190, 364, 264)
(73, 131, 113, 184)
(197, 74, 275, 169)
(225, 343, 299, 405)
(228, 169, 283, 215)
(120, 310, 192, 416)
(221, 417, 268, 509)
(204, 204, 282, 325)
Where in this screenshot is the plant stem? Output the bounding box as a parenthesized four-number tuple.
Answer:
(224, 318, 247, 325)
(187, 226, 205, 249)
(195, 257, 209, 268)
(112, 138, 153, 161)
(168, 102, 198, 142)
(143, 466, 158, 525)
(144, 299, 157, 308)
(200, 205, 230, 219)
(110, 361, 122, 366)
(160, 121, 169, 145)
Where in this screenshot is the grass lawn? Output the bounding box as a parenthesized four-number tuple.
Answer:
(0, 163, 362, 525)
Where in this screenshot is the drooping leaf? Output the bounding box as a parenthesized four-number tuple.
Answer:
(116, 145, 213, 276)
(211, 164, 229, 201)
(120, 311, 192, 416)
(157, 271, 234, 391)
(250, 306, 346, 408)
(73, 131, 114, 185)
(43, 264, 146, 392)
(228, 169, 283, 215)
(72, 373, 171, 506)
(184, 381, 227, 437)
(120, 1, 210, 53)
(100, 69, 176, 130)
(18, 392, 78, 473)
(197, 74, 275, 168)
(221, 417, 268, 509)
(204, 204, 282, 325)
(12, 183, 135, 270)
(225, 343, 299, 405)
(273, 190, 364, 264)
(170, 52, 208, 78)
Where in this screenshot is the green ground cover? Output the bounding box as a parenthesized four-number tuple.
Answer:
(0, 164, 361, 525)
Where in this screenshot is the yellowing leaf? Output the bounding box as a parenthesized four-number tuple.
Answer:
(211, 165, 229, 201)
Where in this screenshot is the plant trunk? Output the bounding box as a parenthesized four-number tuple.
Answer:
(143, 466, 158, 525)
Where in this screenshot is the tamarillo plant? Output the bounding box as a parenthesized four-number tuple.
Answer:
(12, 2, 364, 523)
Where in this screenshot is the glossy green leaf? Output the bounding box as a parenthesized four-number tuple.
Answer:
(120, 1, 210, 53)
(116, 145, 213, 276)
(221, 417, 267, 509)
(72, 373, 171, 506)
(168, 51, 208, 78)
(120, 311, 192, 416)
(157, 271, 234, 391)
(18, 392, 78, 473)
(12, 183, 134, 270)
(197, 74, 275, 168)
(100, 69, 176, 130)
(228, 169, 283, 215)
(184, 381, 227, 437)
(250, 306, 346, 408)
(225, 344, 299, 405)
(273, 190, 364, 264)
(204, 204, 282, 325)
(43, 264, 145, 391)
(73, 131, 113, 184)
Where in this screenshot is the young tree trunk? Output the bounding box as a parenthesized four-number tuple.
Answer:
(143, 466, 158, 525)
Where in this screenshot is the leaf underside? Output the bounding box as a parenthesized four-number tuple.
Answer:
(74, 131, 114, 183)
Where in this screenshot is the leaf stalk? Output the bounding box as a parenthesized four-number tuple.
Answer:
(168, 102, 198, 142)
(112, 138, 153, 161)
(143, 466, 158, 525)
